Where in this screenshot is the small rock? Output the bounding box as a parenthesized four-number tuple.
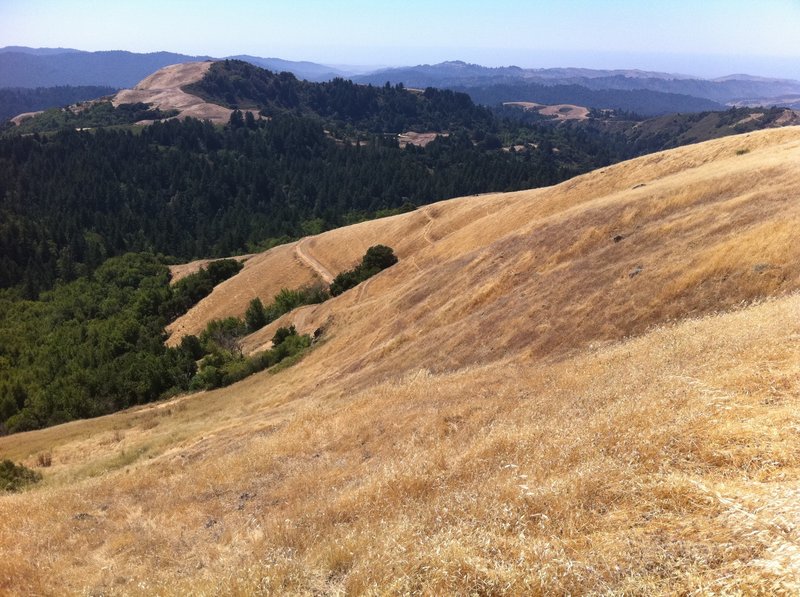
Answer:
(753, 263, 772, 273)
(629, 265, 643, 278)
(204, 518, 218, 529)
(612, 234, 624, 243)
(73, 512, 93, 521)
(632, 183, 646, 189)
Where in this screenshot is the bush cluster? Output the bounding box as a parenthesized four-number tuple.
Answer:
(190, 325, 310, 391)
(0, 460, 42, 492)
(330, 245, 398, 296)
(160, 259, 243, 320)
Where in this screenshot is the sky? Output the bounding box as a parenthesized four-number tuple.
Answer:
(2, 0, 800, 78)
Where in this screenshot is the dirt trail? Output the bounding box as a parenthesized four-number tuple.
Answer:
(422, 208, 436, 245)
(355, 275, 374, 302)
(295, 239, 334, 284)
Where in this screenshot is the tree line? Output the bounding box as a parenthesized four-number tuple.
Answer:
(0, 109, 624, 296)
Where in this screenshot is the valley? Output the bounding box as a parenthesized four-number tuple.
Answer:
(1, 127, 798, 594)
(3, 0, 800, 591)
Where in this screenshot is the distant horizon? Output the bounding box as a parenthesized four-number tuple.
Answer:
(4, 44, 800, 82)
(3, 0, 800, 80)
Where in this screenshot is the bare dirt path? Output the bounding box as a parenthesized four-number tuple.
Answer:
(422, 208, 436, 245)
(355, 274, 374, 302)
(294, 239, 334, 284)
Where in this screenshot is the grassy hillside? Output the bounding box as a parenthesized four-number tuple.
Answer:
(1, 127, 799, 594)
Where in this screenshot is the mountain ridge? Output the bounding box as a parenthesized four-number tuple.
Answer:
(354, 60, 800, 107)
(5, 46, 800, 107)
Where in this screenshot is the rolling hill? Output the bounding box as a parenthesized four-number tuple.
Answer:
(110, 61, 232, 123)
(1, 127, 798, 594)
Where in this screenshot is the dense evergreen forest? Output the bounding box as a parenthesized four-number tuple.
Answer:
(186, 60, 495, 133)
(0, 101, 629, 295)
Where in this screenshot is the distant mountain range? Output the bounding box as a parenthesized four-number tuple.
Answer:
(0, 47, 351, 88)
(2, 48, 800, 119)
(354, 61, 800, 106)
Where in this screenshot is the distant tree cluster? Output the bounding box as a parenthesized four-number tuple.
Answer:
(185, 59, 495, 134)
(4, 101, 179, 135)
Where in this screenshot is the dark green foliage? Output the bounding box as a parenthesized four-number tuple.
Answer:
(6, 101, 179, 135)
(185, 60, 494, 134)
(160, 259, 243, 320)
(362, 245, 399, 271)
(206, 259, 244, 281)
(330, 245, 398, 296)
(272, 324, 297, 346)
(245, 297, 268, 332)
(0, 86, 117, 123)
(179, 334, 205, 360)
(269, 285, 329, 318)
(0, 253, 200, 433)
(0, 460, 41, 492)
(329, 271, 360, 298)
(199, 316, 247, 355)
(190, 324, 310, 391)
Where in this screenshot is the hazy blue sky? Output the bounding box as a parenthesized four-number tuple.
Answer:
(3, 0, 800, 78)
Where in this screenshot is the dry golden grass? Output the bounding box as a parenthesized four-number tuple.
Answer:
(502, 102, 590, 120)
(112, 61, 233, 124)
(2, 127, 800, 595)
(166, 242, 317, 345)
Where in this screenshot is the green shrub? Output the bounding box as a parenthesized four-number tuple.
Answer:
(362, 244, 398, 271)
(0, 460, 42, 492)
(189, 364, 223, 391)
(199, 316, 247, 354)
(245, 297, 268, 332)
(161, 259, 243, 321)
(272, 325, 297, 346)
(330, 245, 398, 296)
(189, 326, 311, 391)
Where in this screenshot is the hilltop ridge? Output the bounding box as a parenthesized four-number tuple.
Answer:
(111, 61, 232, 123)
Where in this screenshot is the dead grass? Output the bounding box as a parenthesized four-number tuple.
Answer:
(397, 131, 448, 148)
(112, 61, 233, 124)
(502, 101, 590, 120)
(2, 127, 800, 594)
